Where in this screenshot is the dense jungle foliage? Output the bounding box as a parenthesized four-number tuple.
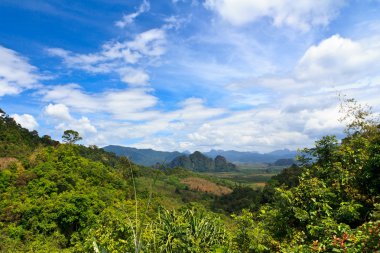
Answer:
(0, 99, 379, 252)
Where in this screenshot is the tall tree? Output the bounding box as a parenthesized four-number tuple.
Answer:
(62, 130, 82, 144)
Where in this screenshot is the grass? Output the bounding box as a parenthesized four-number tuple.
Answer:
(133, 164, 287, 210)
(201, 163, 288, 189)
(180, 177, 232, 196)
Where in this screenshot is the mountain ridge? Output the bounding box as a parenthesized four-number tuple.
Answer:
(103, 145, 183, 166)
(103, 145, 297, 166)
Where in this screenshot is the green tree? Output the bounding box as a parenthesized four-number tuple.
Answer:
(62, 130, 82, 144)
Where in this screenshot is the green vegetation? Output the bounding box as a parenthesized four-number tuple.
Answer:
(62, 130, 83, 144)
(0, 112, 58, 159)
(1, 98, 379, 252)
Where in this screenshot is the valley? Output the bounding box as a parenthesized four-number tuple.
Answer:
(1, 105, 380, 252)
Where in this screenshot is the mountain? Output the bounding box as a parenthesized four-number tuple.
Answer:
(169, 151, 237, 172)
(204, 149, 297, 163)
(103, 145, 183, 166)
(103, 145, 297, 166)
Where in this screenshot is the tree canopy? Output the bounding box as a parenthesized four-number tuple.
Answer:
(62, 130, 82, 144)
(0, 101, 379, 252)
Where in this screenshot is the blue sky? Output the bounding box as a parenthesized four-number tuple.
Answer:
(1, 0, 380, 152)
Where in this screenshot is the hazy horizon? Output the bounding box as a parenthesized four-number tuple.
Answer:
(102, 144, 296, 154)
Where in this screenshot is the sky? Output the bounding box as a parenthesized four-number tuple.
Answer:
(1, 0, 380, 152)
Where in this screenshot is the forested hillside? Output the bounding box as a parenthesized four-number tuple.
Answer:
(1, 100, 380, 252)
(103, 145, 183, 166)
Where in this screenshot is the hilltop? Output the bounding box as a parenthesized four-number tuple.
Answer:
(168, 151, 237, 172)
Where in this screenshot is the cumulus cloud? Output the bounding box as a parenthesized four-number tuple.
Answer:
(43, 86, 347, 152)
(55, 116, 97, 136)
(115, 0, 150, 28)
(40, 84, 158, 120)
(303, 107, 342, 134)
(81, 92, 330, 152)
(38, 84, 348, 152)
(40, 84, 226, 125)
(124, 104, 318, 152)
(43, 103, 97, 139)
(47, 28, 166, 86)
(44, 103, 72, 121)
(167, 96, 343, 152)
(0, 45, 41, 96)
(11, 114, 39, 130)
(204, 0, 345, 31)
(172, 98, 225, 121)
(211, 33, 380, 151)
(296, 35, 380, 85)
(22, 5, 380, 152)
(230, 34, 380, 94)
(118, 67, 150, 85)
(39, 86, 230, 149)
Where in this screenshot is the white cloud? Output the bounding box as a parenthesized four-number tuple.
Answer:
(163, 15, 191, 30)
(296, 35, 380, 85)
(0, 45, 41, 96)
(209, 34, 380, 151)
(39, 84, 99, 112)
(127, 29, 166, 57)
(115, 0, 150, 28)
(196, 34, 380, 152)
(81, 96, 319, 152)
(47, 28, 166, 86)
(49, 88, 347, 152)
(230, 34, 380, 94)
(303, 107, 342, 134)
(44, 103, 73, 121)
(118, 67, 150, 86)
(40, 84, 158, 120)
(11, 114, 39, 130)
(41, 85, 226, 124)
(204, 0, 345, 31)
(165, 106, 313, 152)
(43, 103, 97, 139)
(39, 86, 231, 149)
(55, 116, 97, 136)
(41, 84, 347, 152)
(173, 98, 225, 121)
(102, 42, 141, 64)
(35, 11, 380, 152)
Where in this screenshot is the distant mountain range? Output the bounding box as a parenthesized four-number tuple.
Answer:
(168, 151, 237, 172)
(103, 145, 183, 166)
(204, 149, 297, 164)
(103, 145, 297, 166)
